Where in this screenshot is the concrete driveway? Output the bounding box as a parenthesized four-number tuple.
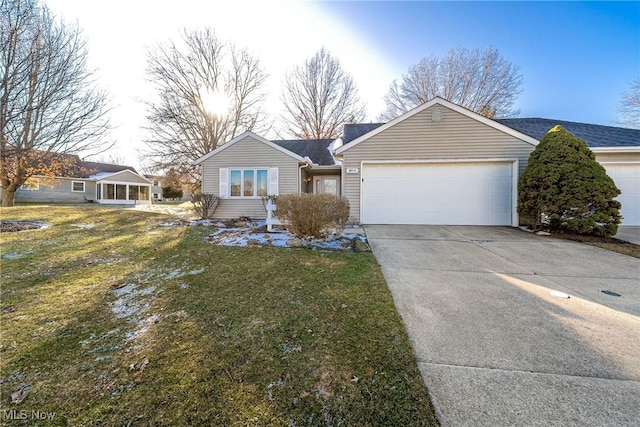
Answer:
(366, 225, 640, 426)
(616, 226, 640, 245)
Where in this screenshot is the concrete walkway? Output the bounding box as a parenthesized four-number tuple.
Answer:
(366, 225, 640, 426)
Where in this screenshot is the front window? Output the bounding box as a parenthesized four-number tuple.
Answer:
(256, 169, 268, 196)
(72, 181, 85, 192)
(230, 169, 268, 197)
(230, 170, 241, 197)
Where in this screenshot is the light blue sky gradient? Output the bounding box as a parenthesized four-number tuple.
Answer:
(323, 1, 639, 125)
(44, 0, 639, 166)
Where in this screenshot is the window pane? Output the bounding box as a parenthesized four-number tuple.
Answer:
(140, 186, 149, 199)
(116, 184, 126, 200)
(324, 178, 338, 195)
(129, 185, 139, 200)
(105, 184, 114, 199)
(257, 170, 268, 196)
(97, 184, 101, 199)
(230, 170, 241, 196)
(244, 170, 254, 197)
(72, 181, 84, 192)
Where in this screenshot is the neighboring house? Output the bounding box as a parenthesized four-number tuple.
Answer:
(6, 156, 152, 205)
(145, 175, 164, 202)
(194, 97, 640, 226)
(495, 118, 640, 226)
(144, 173, 195, 202)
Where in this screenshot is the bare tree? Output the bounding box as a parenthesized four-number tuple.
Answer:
(0, 0, 111, 206)
(616, 77, 640, 129)
(92, 152, 129, 166)
(143, 28, 268, 175)
(380, 47, 523, 121)
(281, 48, 366, 139)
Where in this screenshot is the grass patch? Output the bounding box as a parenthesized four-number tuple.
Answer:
(0, 205, 437, 426)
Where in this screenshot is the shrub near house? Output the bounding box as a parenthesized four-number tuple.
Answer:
(518, 125, 621, 236)
(276, 193, 350, 237)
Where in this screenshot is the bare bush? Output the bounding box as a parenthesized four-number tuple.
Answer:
(191, 193, 220, 219)
(276, 193, 349, 238)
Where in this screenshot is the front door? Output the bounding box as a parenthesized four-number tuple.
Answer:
(313, 176, 340, 196)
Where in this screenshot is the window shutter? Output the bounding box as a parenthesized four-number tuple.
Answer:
(268, 167, 279, 195)
(219, 168, 229, 198)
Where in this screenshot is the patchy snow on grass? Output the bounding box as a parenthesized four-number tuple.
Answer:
(205, 220, 369, 252)
(110, 284, 156, 321)
(163, 267, 205, 280)
(2, 252, 22, 259)
(70, 222, 97, 230)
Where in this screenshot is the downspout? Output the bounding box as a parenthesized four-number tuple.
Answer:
(299, 160, 311, 193)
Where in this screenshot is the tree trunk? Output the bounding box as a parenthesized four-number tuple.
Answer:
(2, 189, 16, 207)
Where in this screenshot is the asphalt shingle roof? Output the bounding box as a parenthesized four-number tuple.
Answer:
(78, 160, 137, 177)
(496, 118, 640, 148)
(272, 139, 337, 166)
(343, 123, 385, 143)
(27, 150, 138, 178)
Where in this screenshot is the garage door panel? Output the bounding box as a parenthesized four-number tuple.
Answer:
(362, 162, 513, 225)
(603, 164, 640, 226)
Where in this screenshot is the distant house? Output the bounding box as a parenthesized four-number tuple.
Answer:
(194, 97, 640, 226)
(6, 155, 152, 205)
(143, 173, 194, 202)
(144, 175, 164, 202)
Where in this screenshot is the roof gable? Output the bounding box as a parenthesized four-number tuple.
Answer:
(496, 118, 640, 148)
(335, 97, 539, 154)
(92, 169, 151, 183)
(193, 131, 306, 165)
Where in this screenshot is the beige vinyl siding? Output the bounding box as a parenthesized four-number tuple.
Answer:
(341, 105, 536, 222)
(13, 178, 96, 203)
(200, 135, 301, 219)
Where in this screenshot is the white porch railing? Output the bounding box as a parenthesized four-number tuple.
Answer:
(266, 199, 281, 232)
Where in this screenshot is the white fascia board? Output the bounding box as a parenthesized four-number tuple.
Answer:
(335, 97, 539, 155)
(192, 131, 307, 165)
(591, 146, 640, 153)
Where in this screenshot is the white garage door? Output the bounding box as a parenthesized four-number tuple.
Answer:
(361, 162, 514, 225)
(603, 163, 640, 226)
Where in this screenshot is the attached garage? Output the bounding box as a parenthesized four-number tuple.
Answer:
(600, 162, 640, 226)
(361, 161, 517, 225)
(334, 97, 539, 226)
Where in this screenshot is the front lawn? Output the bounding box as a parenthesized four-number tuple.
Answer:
(0, 206, 437, 426)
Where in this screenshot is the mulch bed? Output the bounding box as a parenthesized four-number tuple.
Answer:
(0, 221, 47, 233)
(549, 232, 640, 259)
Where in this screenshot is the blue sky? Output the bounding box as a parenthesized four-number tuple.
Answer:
(45, 1, 639, 167)
(322, 1, 639, 125)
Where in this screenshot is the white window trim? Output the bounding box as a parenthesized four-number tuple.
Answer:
(228, 168, 270, 199)
(71, 181, 86, 193)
